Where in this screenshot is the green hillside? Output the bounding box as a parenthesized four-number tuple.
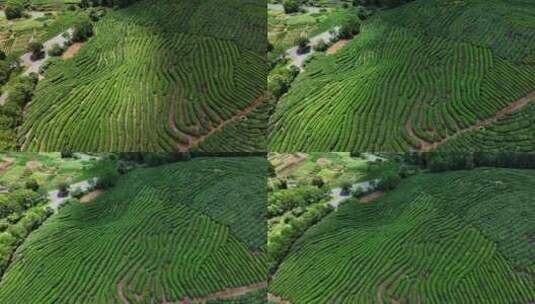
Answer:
(271, 167, 535, 303)
(18, 0, 267, 152)
(269, 0, 535, 152)
(0, 157, 268, 303)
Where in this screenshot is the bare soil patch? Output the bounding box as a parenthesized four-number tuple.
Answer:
(316, 158, 331, 166)
(0, 157, 15, 174)
(326, 39, 349, 54)
(360, 191, 384, 203)
(80, 190, 103, 203)
(25, 160, 43, 171)
(268, 293, 292, 304)
(62, 42, 84, 60)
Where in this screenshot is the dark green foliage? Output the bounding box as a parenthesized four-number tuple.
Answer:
(71, 20, 93, 42)
(4, 4, 23, 20)
(24, 179, 39, 191)
(283, 0, 300, 13)
(313, 39, 329, 52)
(47, 43, 64, 57)
(95, 170, 118, 189)
(271, 168, 535, 303)
(0, 157, 267, 302)
(268, 186, 328, 217)
(27, 42, 44, 61)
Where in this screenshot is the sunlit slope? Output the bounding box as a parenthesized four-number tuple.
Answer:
(269, 0, 535, 151)
(19, 0, 267, 152)
(0, 157, 267, 303)
(271, 168, 535, 303)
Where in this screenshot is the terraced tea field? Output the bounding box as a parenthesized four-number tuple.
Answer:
(269, 0, 535, 152)
(18, 0, 267, 152)
(0, 157, 268, 303)
(270, 167, 535, 303)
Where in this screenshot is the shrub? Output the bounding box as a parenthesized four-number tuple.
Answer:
(283, 0, 300, 13)
(313, 39, 329, 52)
(71, 187, 84, 199)
(338, 19, 360, 39)
(5, 4, 23, 20)
(48, 44, 64, 57)
(377, 173, 401, 191)
(96, 171, 119, 190)
(60, 151, 73, 158)
(340, 181, 352, 195)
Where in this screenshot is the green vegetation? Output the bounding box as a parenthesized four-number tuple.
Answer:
(271, 166, 535, 303)
(0, 156, 267, 303)
(18, 0, 267, 152)
(269, 0, 535, 152)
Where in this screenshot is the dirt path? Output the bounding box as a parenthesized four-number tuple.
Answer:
(406, 91, 535, 151)
(326, 39, 349, 54)
(268, 293, 292, 304)
(80, 189, 103, 203)
(0, 157, 14, 174)
(62, 42, 84, 60)
(179, 282, 267, 303)
(47, 178, 97, 211)
(359, 190, 384, 203)
(169, 94, 265, 152)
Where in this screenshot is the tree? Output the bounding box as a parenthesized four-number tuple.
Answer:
(295, 36, 310, 54)
(60, 150, 73, 158)
(283, 0, 300, 14)
(72, 21, 94, 42)
(377, 173, 401, 191)
(27, 42, 44, 61)
(268, 163, 276, 177)
(338, 19, 360, 39)
(4, 4, 23, 20)
(340, 181, 352, 196)
(57, 182, 70, 197)
(25, 179, 39, 191)
(96, 171, 119, 189)
(0, 50, 6, 61)
(311, 176, 324, 188)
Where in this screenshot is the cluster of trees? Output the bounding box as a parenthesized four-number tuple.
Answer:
(268, 185, 329, 217)
(404, 152, 535, 172)
(268, 65, 300, 99)
(283, 0, 300, 14)
(4, 0, 24, 20)
(0, 180, 51, 275)
(268, 203, 333, 274)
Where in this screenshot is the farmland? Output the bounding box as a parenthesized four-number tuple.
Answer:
(269, 0, 535, 152)
(17, 0, 267, 152)
(0, 156, 268, 303)
(270, 162, 535, 303)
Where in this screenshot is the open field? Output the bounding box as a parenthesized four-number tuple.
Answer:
(271, 166, 535, 303)
(0, 156, 268, 303)
(17, 0, 267, 152)
(269, 0, 535, 152)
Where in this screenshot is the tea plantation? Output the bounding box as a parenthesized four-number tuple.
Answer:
(269, 0, 535, 152)
(271, 167, 535, 303)
(19, 0, 267, 152)
(0, 157, 268, 303)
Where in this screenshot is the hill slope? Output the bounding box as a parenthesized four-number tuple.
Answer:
(0, 157, 267, 303)
(269, 0, 535, 152)
(271, 167, 535, 303)
(18, 0, 267, 152)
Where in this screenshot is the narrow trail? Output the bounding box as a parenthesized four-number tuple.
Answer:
(178, 282, 267, 303)
(268, 292, 292, 304)
(169, 94, 265, 152)
(406, 91, 535, 151)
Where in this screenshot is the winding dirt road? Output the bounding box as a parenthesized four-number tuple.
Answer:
(406, 91, 535, 151)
